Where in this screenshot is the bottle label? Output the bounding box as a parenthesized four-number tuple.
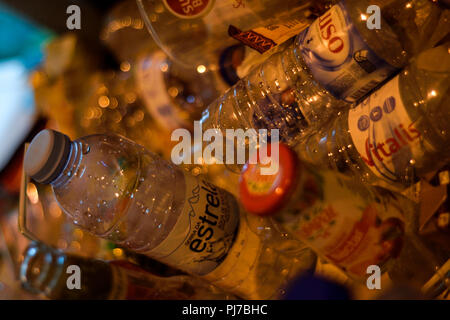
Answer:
(145, 174, 240, 276)
(279, 168, 405, 279)
(298, 2, 398, 102)
(135, 51, 191, 132)
(201, 215, 267, 299)
(236, 40, 293, 79)
(348, 75, 425, 183)
(163, 0, 215, 19)
(242, 166, 279, 195)
(164, 0, 261, 21)
(229, 14, 310, 54)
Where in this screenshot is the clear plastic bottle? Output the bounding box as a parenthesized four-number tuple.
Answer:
(296, 43, 450, 190)
(100, 0, 226, 133)
(20, 242, 234, 300)
(240, 143, 449, 293)
(23, 130, 316, 299)
(199, 0, 445, 145)
(136, 0, 329, 70)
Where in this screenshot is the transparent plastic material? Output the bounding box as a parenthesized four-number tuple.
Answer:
(297, 44, 450, 190)
(99, 0, 226, 134)
(199, 39, 344, 146)
(136, 0, 325, 70)
(42, 133, 316, 299)
(198, 0, 445, 145)
(134, 50, 223, 132)
(245, 213, 307, 257)
(20, 242, 236, 300)
(244, 155, 446, 290)
(101, 0, 160, 63)
(50, 134, 186, 252)
(202, 215, 317, 299)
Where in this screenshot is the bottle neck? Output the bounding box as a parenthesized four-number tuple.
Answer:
(21, 243, 115, 299)
(50, 141, 83, 188)
(20, 244, 66, 296)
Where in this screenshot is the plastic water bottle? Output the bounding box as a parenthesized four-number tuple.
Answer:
(200, 0, 445, 145)
(136, 0, 329, 70)
(100, 0, 227, 133)
(296, 44, 450, 190)
(23, 130, 316, 299)
(20, 242, 235, 300)
(240, 142, 404, 281)
(240, 143, 449, 292)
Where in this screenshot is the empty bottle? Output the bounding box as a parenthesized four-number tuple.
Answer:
(296, 43, 450, 190)
(136, 0, 329, 70)
(23, 130, 316, 299)
(240, 143, 449, 292)
(240, 143, 402, 280)
(20, 242, 233, 299)
(200, 0, 445, 145)
(101, 0, 226, 133)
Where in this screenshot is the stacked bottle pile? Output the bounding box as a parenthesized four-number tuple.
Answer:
(199, 0, 448, 145)
(16, 0, 450, 300)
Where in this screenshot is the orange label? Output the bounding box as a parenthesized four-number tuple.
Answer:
(281, 169, 405, 279)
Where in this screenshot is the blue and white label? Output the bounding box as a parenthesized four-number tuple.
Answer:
(348, 75, 427, 183)
(298, 2, 398, 102)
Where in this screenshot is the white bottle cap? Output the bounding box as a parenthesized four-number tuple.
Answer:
(24, 129, 71, 184)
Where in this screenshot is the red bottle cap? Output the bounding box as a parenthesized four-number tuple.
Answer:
(239, 143, 298, 216)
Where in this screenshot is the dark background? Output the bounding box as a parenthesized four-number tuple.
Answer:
(0, 0, 123, 66)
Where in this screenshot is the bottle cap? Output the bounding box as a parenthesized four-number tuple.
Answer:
(239, 143, 298, 216)
(24, 129, 71, 184)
